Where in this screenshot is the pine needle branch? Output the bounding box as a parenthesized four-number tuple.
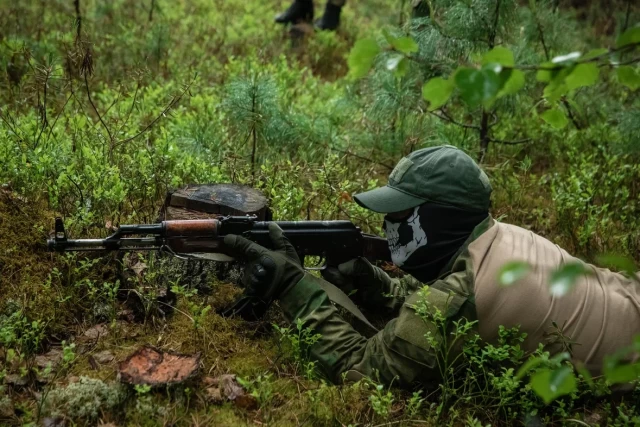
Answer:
(429, 109, 480, 130)
(329, 146, 395, 170)
(111, 74, 196, 151)
(489, 137, 532, 145)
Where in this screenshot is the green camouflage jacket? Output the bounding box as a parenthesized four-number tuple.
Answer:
(278, 216, 640, 387)
(278, 217, 491, 386)
(280, 217, 640, 386)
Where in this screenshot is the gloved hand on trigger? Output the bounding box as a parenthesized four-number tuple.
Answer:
(321, 257, 393, 302)
(224, 223, 305, 301)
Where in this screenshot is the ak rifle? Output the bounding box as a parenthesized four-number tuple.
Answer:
(47, 216, 391, 319)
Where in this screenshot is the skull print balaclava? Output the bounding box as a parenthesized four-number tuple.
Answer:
(384, 206, 426, 267)
(383, 202, 488, 284)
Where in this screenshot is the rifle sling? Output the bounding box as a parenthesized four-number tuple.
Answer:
(315, 279, 379, 335)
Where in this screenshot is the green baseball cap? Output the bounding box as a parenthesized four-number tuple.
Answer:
(354, 145, 492, 213)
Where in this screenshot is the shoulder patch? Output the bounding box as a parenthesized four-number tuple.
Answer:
(389, 157, 413, 184)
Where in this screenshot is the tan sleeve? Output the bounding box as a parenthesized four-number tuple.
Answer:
(473, 222, 640, 375)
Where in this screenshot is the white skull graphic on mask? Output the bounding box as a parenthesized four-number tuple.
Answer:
(384, 206, 428, 266)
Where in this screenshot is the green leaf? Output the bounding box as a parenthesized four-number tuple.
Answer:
(565, 63, 599, 91)
(575, 362, 594, 389)
(391, 36, 419, 54)
(540, 108, 568, 130)
(482, 46, 514, 67)
(596, 253, 638, 275)
(479, 69, 502, 107)
(582, 48, 608, 60)
(543, 81, 569, 103)
(551, 352, 572, 363)
(422, 77, 455, 110)
(516, 356, 545, 380)
(536, 62, 556, 82)
(604, 357, 640, 384)
(455, 68, 483, 106)
(516, 357, 545, 380)
(348, 39, 380, 79)
(381, 28, 394, 45)
(542, 64, 576, 102)
(498, 69, 525, 97)
(454, 68, 501, 107)
(617, 66, 640, 91)
(549, 262, 592, 296)
(537, 62, 575, 88)
(394, 57, 409, 78)
(497, 261, 531, 287)
(616, 26, 640, 49)
(530, 367, 577, 404)
(482, 62, 503, 74)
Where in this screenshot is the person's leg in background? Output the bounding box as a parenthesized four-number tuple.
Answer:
(315, 0, 345, 30)
(275, 0, 315, 25)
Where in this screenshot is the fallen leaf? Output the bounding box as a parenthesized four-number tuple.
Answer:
(5, 374, 29, 387)
(94, 350, 115, 364)
(203, 374, 258, 410)
(220, 374, 245, 400)
(83, 324, 109, 340)
(42, 416, 66, 427)
(35, 349, 63, 370)
(205, 386, 223, 403)
(131, 261, 148, 277)
(118, 345, 200, 386)
(89, 356, 100, 371)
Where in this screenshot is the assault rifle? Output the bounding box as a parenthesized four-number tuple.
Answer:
(47, 216, 391, 320)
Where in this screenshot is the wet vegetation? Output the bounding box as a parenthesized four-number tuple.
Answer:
(1, 0, 639, 425)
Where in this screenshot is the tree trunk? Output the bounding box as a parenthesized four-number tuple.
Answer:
(74, 0, 81, 40)
(160, 183, 271, 221)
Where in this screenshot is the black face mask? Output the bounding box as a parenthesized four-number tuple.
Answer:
(383, 203, 488, 284)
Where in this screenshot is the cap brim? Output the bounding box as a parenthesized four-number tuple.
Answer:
(354, 186, 427, 213)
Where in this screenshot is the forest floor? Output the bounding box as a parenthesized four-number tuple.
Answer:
(1, 0, 640, 425)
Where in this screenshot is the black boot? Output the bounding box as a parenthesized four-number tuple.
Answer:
(314, 3, 342, 31)
(275, 0, 314, 25)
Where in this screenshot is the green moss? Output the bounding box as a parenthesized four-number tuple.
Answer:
(0, 195, 64, 331)
(43, 376, 127, 421)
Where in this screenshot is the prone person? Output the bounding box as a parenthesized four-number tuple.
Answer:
(224, 145, 640, 387)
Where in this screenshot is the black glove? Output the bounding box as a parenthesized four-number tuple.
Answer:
(321, 257, 392, 300)
(224, 223, 305, 301)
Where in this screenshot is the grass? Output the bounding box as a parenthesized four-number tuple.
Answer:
(1, 0, 639, 425)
